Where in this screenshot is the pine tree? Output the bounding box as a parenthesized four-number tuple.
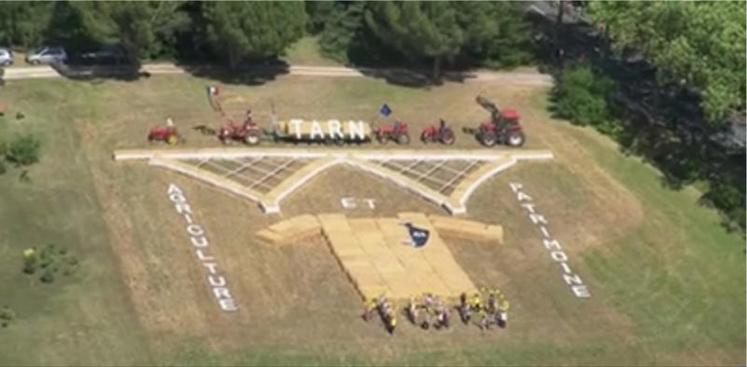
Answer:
(201, 2, 306, 70)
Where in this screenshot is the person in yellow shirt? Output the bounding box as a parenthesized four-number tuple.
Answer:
(362, 297, 377, 321)
(469, 292, 482, 312)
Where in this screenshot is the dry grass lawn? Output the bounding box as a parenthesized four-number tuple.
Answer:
(0, 71, 742, 366)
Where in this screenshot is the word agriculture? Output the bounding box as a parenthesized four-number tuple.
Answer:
(509, 182, 591, 299)
(167, 184, 238, 312)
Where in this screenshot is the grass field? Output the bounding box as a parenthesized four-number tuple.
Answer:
(0, 68, 743, 366)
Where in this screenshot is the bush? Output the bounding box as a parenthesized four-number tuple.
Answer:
(22, 248, 38, 274)
(554, 66, 616, 126)
(5, 135, 41, 167)
(0, 306, 15, 328)
(21, 244, 78, 283)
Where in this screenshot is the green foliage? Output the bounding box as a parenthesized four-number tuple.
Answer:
(47, 2, 189, 61)
(4, 134, 40, 167)
(365, 1, 463, 77)
(109, 2, 190, 61)
(305, 1, 335, 34)
(589, 1, 746, 124)
(201, 2, 306, 69)
(317, 1, 532, 72)
(702, 181, 746, 231)
(318, 2, 366, 63)
(21, 244, 79, 283)
(553, 66, 616, 127)
(0, 305, 15, 328)
(0, 141, 6, 175)
(454, 2, 533, 69)
(0, 1, 54, 49)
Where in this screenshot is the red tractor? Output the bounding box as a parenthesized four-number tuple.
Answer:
(468, 95, 525, 147)
(421, 119, 456, 145)
(374, 120, 410, 145)
(218, 110, 262, 145)
(148, 125, 181, 145)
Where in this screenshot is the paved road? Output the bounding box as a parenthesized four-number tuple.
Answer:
(3, 63, 553, 87)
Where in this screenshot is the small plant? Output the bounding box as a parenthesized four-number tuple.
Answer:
(21, 244, 79, 283)
(0, 305, 15, 328)
(5, 134, 41, 167)
(22, 248, 38, 274)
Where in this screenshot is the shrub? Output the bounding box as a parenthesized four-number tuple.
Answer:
(5, 134, 41, 167)
(0, 306, 15, 328)
(21, 244, 78, 283)
(554, 66, 616, 126)
(22, 248, 38, 274)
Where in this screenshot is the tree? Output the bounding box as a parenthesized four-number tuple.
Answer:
(0, 2, 54, 49)
(201, 2, 305, 70)
(454, 2, 533, 69)
(589, 1, 746, 124)
(46, 2, 189, 62)
(364, 1, 463, 79)
(108, 2, 189, 62)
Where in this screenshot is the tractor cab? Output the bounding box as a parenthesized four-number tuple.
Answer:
(500, 109, 520, 125)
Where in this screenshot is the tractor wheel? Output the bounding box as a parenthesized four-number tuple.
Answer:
(440, 129, 456, 145)
(397, 133, 411, 145)
(420, 132, 430, 144)
(506, 131, 526, 147)
(244, 132, 260, 145)
(377, 133, 389, 145)
(167, 135, 178, 145)
(479, 132, 497, 147)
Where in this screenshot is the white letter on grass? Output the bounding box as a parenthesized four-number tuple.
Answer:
(349, 120, 365, 140)
(290, 119, 304, 139)
(327, 120, 344, 139)
(310, 120, 324, 140)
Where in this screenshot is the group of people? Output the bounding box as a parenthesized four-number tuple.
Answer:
(457, 287, 510, 330)
(406, 293, 452, 330)
(361, 288, 510, 334)
(362, 296, 398, 334)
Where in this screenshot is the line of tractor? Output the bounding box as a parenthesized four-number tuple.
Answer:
(147, 90, 527, 149)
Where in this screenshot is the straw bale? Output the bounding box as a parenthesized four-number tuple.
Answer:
(256, 229, 284, 244)
(347, 218, 380, 233)
(269, 219, 297, 234)
(317, 214, 352, 231)
(486, 225, 504, 243)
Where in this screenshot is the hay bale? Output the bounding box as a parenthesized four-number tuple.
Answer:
(256, 229, 284, 244)
(347, 218, 380, 232)
(318, 213, 352, 232)
(428, 215, 504, 244)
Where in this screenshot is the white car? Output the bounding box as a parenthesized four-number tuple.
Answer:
(26, 46, 67, 65)
(0, 48, 13, 66)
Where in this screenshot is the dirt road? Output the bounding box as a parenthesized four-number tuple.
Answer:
(2, 63, 553, 87)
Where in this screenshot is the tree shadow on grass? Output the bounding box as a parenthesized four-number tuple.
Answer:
(530, 9, 746, 232)
(50, 62, 145, 82)
(176, 60, 291, 86)
(355, 67, 473, 89)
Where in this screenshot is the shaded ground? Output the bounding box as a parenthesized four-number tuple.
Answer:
(0, 74, 743, 366)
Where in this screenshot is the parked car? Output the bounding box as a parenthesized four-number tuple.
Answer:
(80, 45, 127, 65)
(25, 46, 67, 65)
(0, 48, 13, 66)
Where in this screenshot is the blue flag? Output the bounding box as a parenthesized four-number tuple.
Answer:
(404, 223, 430, 248)
(379, 104, 392, 117)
